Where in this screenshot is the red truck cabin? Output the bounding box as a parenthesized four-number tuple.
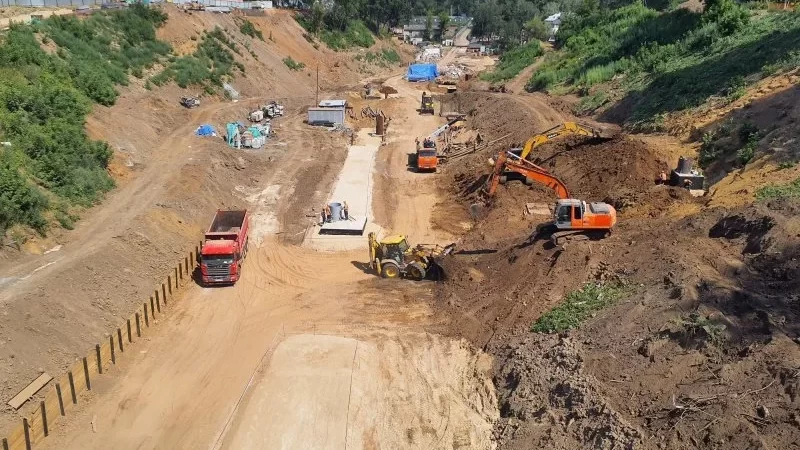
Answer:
(200, 210, 249, 285)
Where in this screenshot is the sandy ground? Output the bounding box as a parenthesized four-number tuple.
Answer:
(35, 66, 498, 450)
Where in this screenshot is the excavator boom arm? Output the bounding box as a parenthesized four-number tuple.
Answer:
(519, 122, 600, 160)
(485, 152, 570, 199)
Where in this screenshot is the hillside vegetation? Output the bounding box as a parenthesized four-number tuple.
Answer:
(0, 6, 241, 241)
(529, 1, 800, 130)
(480, 40, 543, 82)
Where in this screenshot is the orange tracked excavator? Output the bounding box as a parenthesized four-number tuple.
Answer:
(483, 151, 617, 245)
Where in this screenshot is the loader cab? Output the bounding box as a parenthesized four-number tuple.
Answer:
(380, 235, 410, 264)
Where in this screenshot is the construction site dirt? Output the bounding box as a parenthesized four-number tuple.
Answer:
(427, 90, 800, 449)
(2, 7, 800, 450)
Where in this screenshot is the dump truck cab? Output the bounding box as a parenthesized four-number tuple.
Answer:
(416, 138, 438, 171)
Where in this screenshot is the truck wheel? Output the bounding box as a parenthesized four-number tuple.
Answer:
(407, 263, 426, 281)
(499, 175, 508, 184)
(381, 262, 401, 279)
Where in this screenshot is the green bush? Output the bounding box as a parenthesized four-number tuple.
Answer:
(481, 40, 544, 83)
(282, 56, 306, 71)
(381, 48, 400, 64)
(0, 158, 48, 233)
(319, 20, 375, 50)
(157, 28, 242, 89)
(756, 177, 800, 200)
(0, 6, 176, 234)
(528, 3, 800, 125)
(531, 283, 627, 333)
(238, 18, 264, 41)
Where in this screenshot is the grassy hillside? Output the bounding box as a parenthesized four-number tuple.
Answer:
(480, 40, 544, 82)
(529, 2, 800, 130)
(0, 5, 241, 241)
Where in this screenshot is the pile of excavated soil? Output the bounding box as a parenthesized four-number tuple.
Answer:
(433, 182, 800, 449)
(429, 86, 800, 450)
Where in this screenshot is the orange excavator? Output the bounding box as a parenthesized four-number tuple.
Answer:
(483, 151, 617, 245)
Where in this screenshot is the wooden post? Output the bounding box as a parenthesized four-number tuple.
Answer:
(23, 418, 30, 450)
(117, 328, 124, 353)
(167, 276, 172, 295)
(187, 255, 191, 274)
(135, 313, 141, 337)
(127, 319, 132, 343)
(56, 383, 65, 416)
(3, 437, 9, 450)
(96, 344, 103, 374)
(150, 296, 155, 318)
(83, 357, 91, 391)
(67, 372, 77, 404)
(179, 262, 184, 280)
(155, 291, 161, 312)
(110, 335, 115, 365)
(40, 401, 48, 437)
(144, 303, 149, 327)
(162, 283, 167, 305)
(174, 267, 179, 287)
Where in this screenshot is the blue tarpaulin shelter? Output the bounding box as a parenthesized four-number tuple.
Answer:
(196, 124, 216, 136)
(406, 64, 439, 82)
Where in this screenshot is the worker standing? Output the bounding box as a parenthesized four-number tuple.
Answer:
(658, 171, 668, 185)
(342, 201, 349, 220)
(323, 204, 331, 223)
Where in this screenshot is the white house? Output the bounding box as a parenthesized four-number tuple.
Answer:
(544, 12, 562, 41)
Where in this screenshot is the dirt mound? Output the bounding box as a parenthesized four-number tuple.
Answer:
(530, 135, 670, 201)
(434, 191, 800, 450)
(492, 335, 644, 450)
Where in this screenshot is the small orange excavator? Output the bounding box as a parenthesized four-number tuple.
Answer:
(483, 151, 617, 244)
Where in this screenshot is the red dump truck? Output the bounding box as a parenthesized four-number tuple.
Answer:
(200, 210, 249, 286)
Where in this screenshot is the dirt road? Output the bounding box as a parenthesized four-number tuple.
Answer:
(39, 78, 498, 450)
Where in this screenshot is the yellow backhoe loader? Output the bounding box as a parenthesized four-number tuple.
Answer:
(368, 232, 454, 280)
(517, 122, 608, 160)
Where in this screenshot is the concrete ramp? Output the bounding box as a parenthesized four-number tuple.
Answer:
(306, 132, 382, 250)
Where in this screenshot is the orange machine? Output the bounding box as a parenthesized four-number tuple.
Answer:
(416, 137, 438, 172)
(484, 151, 617, 244)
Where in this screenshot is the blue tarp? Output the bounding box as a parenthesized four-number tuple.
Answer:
(196, 124, 216, 136)
(406, 64, 439, 82)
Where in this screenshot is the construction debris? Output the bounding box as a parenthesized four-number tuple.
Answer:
(180, 96, 200, 109)
(226, 122, 272, 149)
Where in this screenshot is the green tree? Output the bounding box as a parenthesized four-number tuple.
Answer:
(310, 0, 325, 34)
(438, 11, 451, 40)
(425, 9, 435, 40)
(524, 16, 550, 41)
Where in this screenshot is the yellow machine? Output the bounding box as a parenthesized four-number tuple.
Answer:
(420, 92, 434, 115)
(518, 122, 604, 160)
(368, 232, 454, 280)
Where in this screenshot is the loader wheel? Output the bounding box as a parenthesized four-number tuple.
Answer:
(406, 263, 426, 281)
(381, 262, 401, 279)
(499, 175, 508, 184)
